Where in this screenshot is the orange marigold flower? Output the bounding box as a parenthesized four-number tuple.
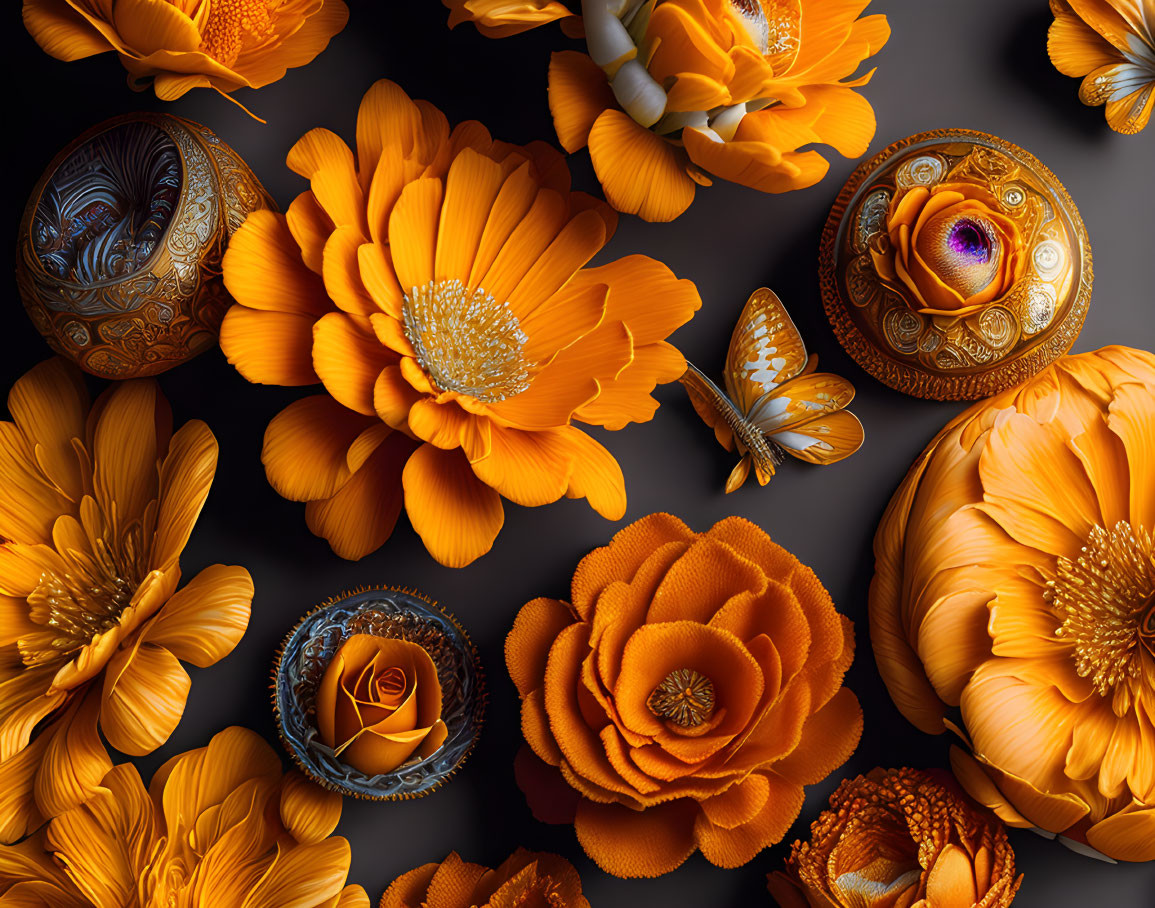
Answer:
(22, 0, 349, 107)
(767, 768, 1022, 908)
(448, 0, 889, 221)
(0, 359, 253, 844)
(1048, 0, 1155, 134)
(219, 79, 701, 568)
(507, 512, 862, 877)
(870, 346, 1155, 862)
(0, 726, 369, 907)
(380, 849, 588, 908)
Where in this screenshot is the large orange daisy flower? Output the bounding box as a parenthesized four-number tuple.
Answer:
(871, 346, 1155, 862)
(446, 0, 889, 221)
(0, 359, 253, 843)
(0, 726, 368, 907)
(22, 0, 349, 107)
(220, 79, 701, 568)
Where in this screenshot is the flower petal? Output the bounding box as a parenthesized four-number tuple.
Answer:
(313, 312, 394, 416)
(223, 210, 332, 316)
(100, 643, 191, 756)
(574, 798, 699, 877)
(588, 109, 696, 222)
(142, 564, 253, 668)
(263, 395, 376, 502)
(220, 306, 320, 387)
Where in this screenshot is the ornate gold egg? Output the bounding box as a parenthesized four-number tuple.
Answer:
(17, 113, 273, 379)
(819, 129, 1092, 400)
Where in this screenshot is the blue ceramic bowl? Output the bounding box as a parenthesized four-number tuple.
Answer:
(273, 587, 485, 800)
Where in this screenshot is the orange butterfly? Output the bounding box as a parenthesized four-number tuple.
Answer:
(681, 288, 864, 492)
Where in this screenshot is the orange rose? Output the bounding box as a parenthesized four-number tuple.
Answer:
(381, 849, 588, 908)
(768, 768, 1021, 908)
(870, 346, 1155, 861)
(507, 513, 862, 877)
(316, 635, 448, 776)
(871, 182, 1026, 317)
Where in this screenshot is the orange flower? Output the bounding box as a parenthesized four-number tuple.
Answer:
(220, 79, 701, 568)
(444, 0, 577, 37)
(1048, 0, 1155, 134)
(316, 634, 448, 775)
(767, 768, 1022, 908)
(0, 726, 369, 907)
(453, 0, 888, 221)
(0, 358, 253, 843)
(870, 346, 1155, 861)
(870, 182, 1027, 318)
(381, 849, 588, 908)
(507, 512, 862, 877)
(22, 0, 348, 107)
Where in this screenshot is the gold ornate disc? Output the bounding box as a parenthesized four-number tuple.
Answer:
(819, 129, 1092, 400)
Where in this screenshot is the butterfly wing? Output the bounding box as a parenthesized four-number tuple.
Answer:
(770, 409, 865, 465)
(681, 362, 739, 452)
(723, 288, 809, 414)
(747, 372, 857, 436)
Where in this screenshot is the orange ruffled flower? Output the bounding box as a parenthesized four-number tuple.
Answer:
(220, 79, 701, 568)
(463, 0, 887, 221)
(767, 768, 1022, 908)
(870, 346, 1155, 862)
(0, 726, 368, 907)
(507, 512, 862, 877)
(316, 634, 448, 775)
(0, 359, 253, 844)
(381, 849, 588, 908)
(22, 0, 348, 106)
(1048, 0, 1155, 134)
(870, 182, 1027, 318)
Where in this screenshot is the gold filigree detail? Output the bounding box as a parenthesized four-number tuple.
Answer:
(402, 279, 532, 403)
(1050, 522, 1155, 704)
(648, 668, 716, 727)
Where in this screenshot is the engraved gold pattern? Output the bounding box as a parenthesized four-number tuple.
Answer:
(17, 113, 274, 379)
(819, 130, 1092, 401)
(647, 668, 716, 727)
(1049, 522, 1155, 704)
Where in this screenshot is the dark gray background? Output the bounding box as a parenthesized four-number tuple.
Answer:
(5, 1, 1154, 904)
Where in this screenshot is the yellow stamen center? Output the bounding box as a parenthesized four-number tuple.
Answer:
(402, 279, 531, 403)
(1050, 521, 1155, 696)
(648, 668, 715, 727)
(19, 525, 147, 667)
(197, 0, 282, 68)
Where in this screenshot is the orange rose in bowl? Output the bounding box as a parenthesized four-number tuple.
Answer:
(316, 635, 448, 776)
(507, 513, 862, 877)
(871, 182, 1026, 317)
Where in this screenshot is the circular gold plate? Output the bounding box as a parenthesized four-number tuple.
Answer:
(819, 129, 1092, 400)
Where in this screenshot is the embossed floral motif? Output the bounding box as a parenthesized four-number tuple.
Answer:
(767, 768, 1021, 908)
(0, 726, 369, 907)
(445, 0, 889, 222)
(380, 849, 589, 908)
(507, 513, 862, 877)
(1048, 0, 1155, 134)
(0, 358, 253, 843)
(316, 634, 448, 776)
(871, 346, 1155, 861)
(219, 79, 701, 568)
(22, 0, 348, 108)
(870, 181, 1026, 318)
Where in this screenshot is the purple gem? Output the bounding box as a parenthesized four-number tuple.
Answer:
(948, 218, 992, 263)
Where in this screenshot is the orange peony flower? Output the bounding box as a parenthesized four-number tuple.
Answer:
(22, 0, 349, 108)
(0, 358, 253, 843)
(767, 768, 1022, 908)
(0, 726, 369, 907)
(316, 634, 448, 775)
(1048, 0, 1155, 134)
(449, 0, 889, 221)
(380, 849, 588, 908)
(507, 512, 862, 877)
(220, 79, 701, 568)
(870, 346, 1155, 861)
(870, 182, 1027, 318)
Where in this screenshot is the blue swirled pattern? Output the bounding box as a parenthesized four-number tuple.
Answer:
(33, 122, 181, 283)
